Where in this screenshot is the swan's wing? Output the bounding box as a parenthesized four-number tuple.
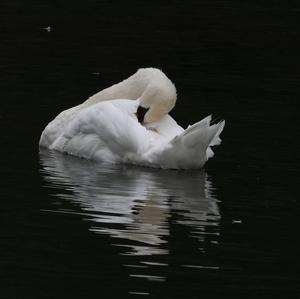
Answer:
(172, 118, 225, 149)
(49, 100, 150, 161)
(147, 117, 225, 169)
(179, 115, 212, 137)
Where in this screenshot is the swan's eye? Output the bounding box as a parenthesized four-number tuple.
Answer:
(136, 106, 149, 123)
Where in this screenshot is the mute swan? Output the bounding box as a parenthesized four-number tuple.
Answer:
(39, 68, 225, 169)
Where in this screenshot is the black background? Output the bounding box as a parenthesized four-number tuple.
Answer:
(0, 0, 299, 298)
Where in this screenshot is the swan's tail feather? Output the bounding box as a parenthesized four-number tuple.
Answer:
(172, 117, 224, 149)
(181, 115, 211, 137)
(153, 117, 225, 169)
(209, 119, 225, 146)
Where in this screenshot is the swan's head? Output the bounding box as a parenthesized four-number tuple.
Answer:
(137, 82, 177, 123)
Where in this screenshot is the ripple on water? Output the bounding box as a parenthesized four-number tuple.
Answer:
(40, 149, 221, 295)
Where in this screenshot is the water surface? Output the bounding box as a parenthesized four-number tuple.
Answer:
(39, 150, 220, 295)
(1, 0, 299, 298)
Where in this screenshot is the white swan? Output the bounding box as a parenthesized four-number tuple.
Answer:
(39, 68, 225, 169)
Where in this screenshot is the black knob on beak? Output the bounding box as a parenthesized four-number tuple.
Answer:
(136, 106, 149, 123)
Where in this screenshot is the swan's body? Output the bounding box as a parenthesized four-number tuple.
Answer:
(39, 68, 225, 169)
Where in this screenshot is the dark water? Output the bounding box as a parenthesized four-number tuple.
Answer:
(1, 0, 299, 298)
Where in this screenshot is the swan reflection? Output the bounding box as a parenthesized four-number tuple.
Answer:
(39, 150, 220, 256)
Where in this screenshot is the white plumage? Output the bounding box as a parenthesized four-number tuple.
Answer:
(39, 68, 225, 169)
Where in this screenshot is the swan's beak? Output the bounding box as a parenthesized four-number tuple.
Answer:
(135, 106, 149, 123)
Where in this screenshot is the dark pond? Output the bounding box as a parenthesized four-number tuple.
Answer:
(1, 0, 299, 298)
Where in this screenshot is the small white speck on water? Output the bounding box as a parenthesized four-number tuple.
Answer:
(232, 219, 242, 224)
(129, 291, 150, 296)
(42, 26, 52, 32)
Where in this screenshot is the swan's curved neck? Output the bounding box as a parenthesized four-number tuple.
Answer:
(82, 68, 177, 123)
